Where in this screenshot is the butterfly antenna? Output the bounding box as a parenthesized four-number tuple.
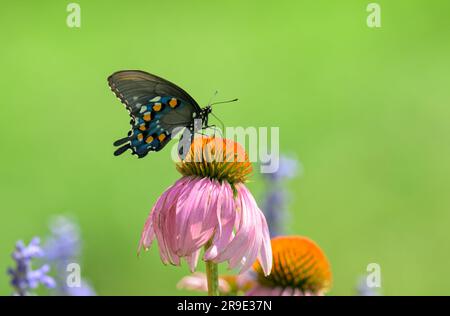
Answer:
(208, 98, 238, 134)
(207, 90, 219, 107)
(210, 98, 238, 106)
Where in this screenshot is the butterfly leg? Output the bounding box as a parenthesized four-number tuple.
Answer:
(202, 125, 223, 138)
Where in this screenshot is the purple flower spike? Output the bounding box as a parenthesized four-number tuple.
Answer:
(356, 277, 381, 296)
(62, 280, 96, 296)
(264, 156, 299, 182)
(45, 216, 96, 296)
(45, 216, 81, 266)
(8, 237, 56, 296)
(261, 156, 300, 237)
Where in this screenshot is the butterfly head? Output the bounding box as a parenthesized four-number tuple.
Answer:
(200, 98, 238, 130)
(202, 105, 212, 115)
(200, 106, 212, 126)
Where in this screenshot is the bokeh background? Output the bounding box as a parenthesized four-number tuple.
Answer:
(1, 0, 450, 295)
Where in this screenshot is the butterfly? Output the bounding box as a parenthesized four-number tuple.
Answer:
(108, 70, 213, 158)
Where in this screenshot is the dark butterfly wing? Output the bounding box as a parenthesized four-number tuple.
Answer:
(108, 70, 201, 115)
(108, 70, 202, 158)
(113, 96, 199, 158)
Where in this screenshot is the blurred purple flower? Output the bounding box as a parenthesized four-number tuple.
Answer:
(62, 280, 96, 296)
(7, 237, 56, 296)
(261, 156, 300, 237)
(264, 156, 299, 182)
(44, 216, 96, 296)
(356, 277, 380, 296)
(44, 216, 81, 266)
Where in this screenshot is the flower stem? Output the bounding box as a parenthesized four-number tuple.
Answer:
(205, 260, 219, 296)
(205, 242, 219, 296)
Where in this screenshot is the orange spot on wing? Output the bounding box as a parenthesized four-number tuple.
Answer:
(143, 113, 152, 121)
(158, 134, 166, 142)
(153, 103, 162, 111)
(169, 98, 178, 108)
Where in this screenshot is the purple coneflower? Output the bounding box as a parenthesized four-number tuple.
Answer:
(249, 235, 332, 296)
(7, 237, 56, 296)
(177, 235, 332, 297)
(139, 136, 272, 295)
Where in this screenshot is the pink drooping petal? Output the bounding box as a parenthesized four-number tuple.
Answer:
(203, 182, 236, 261)
(243, 186, 272, 276)
(139, 176, 272, 275)
(176, 178, 209, 254)
(138, 207, 155, 253)
(237, 214, 262, 273)
(256, 211, 273, 276)
(225, 193, 254, 269)
(148, 178, 188, 265)
(162, 183, 186, 265)
(213, 190, 252, 263)
(185, 248, 201, 273)
(213, 184, 272, 275)
(230, 187, 264, 272)
(183, 179, 219, 254)
(153, 191, 176, 265)
(164, 177, 192, 255)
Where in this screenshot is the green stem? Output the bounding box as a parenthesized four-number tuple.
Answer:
(205, 243, 219, 296)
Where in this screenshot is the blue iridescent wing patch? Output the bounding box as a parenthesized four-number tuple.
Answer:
(115, 96, 196, 157)
(108, 70, 202, 158)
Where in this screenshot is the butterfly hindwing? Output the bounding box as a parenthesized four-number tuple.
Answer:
(114, 96, 196, 158)
(108, 70, 202, 157)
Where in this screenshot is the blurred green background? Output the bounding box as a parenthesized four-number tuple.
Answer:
(1, 0, 449, 295)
